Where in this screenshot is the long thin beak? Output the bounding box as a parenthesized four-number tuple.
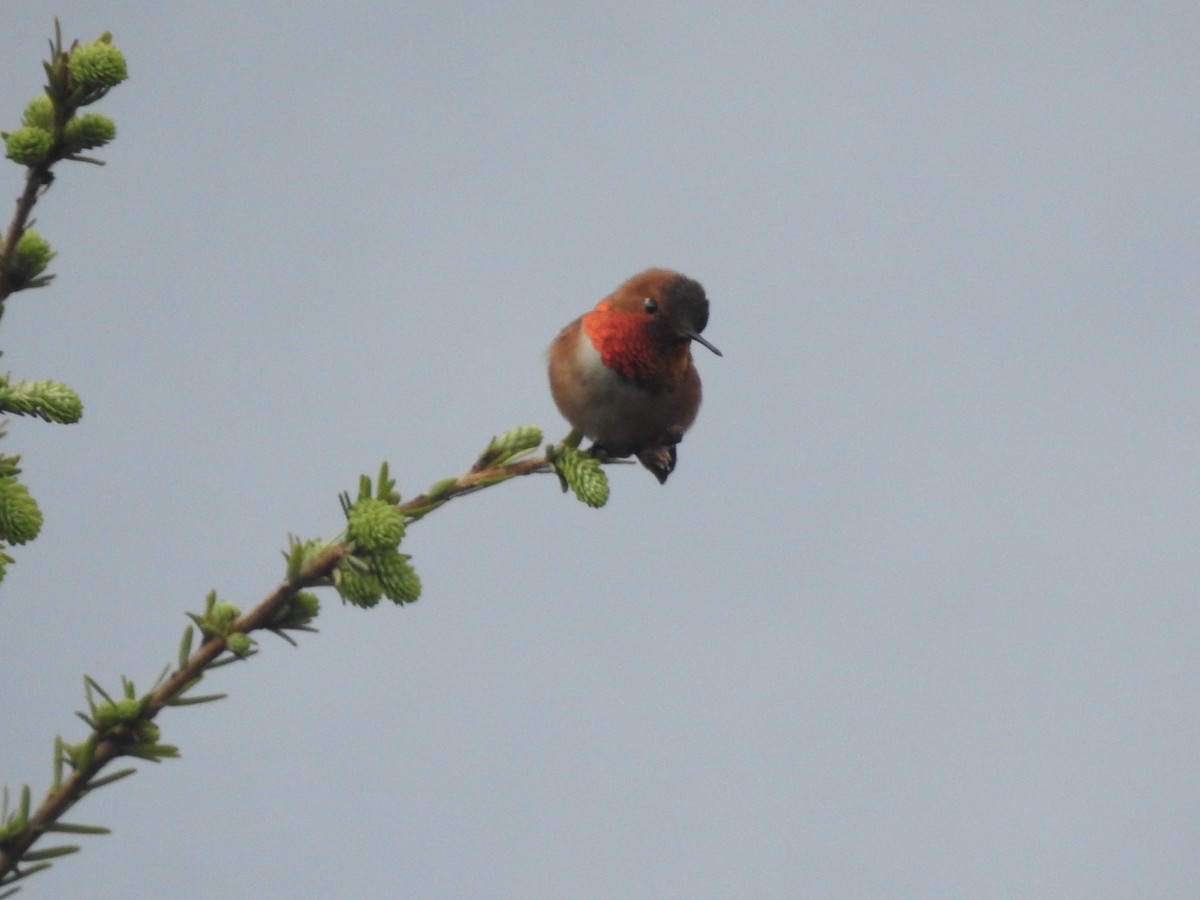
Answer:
(690, 332, 722, 357)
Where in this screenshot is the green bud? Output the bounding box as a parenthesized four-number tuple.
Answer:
(67, 41, 128, 93)
(11, 230, 56, 283)
(275, 590, 320, 628)
(0, 380, 82, 424)
(474, 424, 545, 470)
(225, 632, 254, 656)
(93, 699, 138, 734)
(374, 553, 422, 604)
(335, 563, 382, 608)
(92, 702, 119, 730)
(374, 462, 401, 504)
(114, 698, 141, 720)
(4, 126, 54, 166)
(22, 95, 54, 130)
(551, 447, 609, 508)
(210, 601, 240, 628)
(63, 113, 116, 152)
(492, 424, 543, 455)
(285, 536, 332, 579)
(0, 454, 19, 480)
(346, 498, 405, 553)
(0, 476, 43, 544)
(573, 466, 609, 508)
(295, 590, 320, 615)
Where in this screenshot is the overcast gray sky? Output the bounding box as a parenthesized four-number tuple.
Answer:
(2, 2, 1198, 898)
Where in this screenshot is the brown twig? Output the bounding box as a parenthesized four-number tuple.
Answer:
(0, 165, 53, 306)
(403, 454, 551, 512)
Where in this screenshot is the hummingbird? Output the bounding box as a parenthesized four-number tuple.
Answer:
(548, 268, 721, 483)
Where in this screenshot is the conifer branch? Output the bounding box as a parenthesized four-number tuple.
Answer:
(0, 446, 587, 886)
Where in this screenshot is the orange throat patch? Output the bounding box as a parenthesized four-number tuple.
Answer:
(581, 302, 691, 388)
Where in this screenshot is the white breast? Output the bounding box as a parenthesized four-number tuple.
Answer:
(565, 327, 679, 453)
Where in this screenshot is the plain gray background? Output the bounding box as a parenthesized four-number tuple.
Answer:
(1, 3, 1197, 897)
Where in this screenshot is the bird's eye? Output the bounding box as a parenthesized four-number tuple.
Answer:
(643, 298, 658, 315)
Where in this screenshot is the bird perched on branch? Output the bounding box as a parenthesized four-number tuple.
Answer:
(548, 268, 721, 483)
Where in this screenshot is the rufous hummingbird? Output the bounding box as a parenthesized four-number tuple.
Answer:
(548, 268, 721, 483)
